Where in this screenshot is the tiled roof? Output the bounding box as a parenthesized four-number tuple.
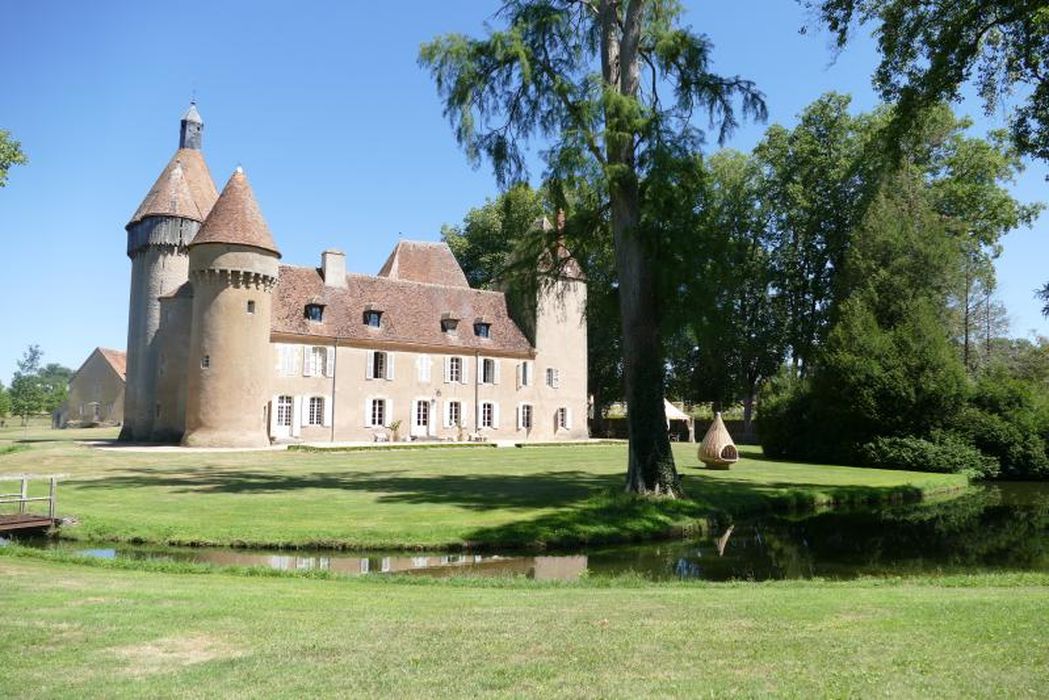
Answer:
(128, 149, 218, 226)
(377, 240, 470, 288)
(98, 348, 127, 380)
(190, 168, 281, 256)
(271, 265, 533, 355)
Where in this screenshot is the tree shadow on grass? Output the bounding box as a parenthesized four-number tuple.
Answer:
(71, 466, 619, 512)
(70, 461, 936, 549)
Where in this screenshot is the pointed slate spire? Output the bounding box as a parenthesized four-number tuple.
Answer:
(180, 100, 204, 150)
(190, 167, 281, 256)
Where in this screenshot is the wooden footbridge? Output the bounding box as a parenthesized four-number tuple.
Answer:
(0, 475, 60, 534)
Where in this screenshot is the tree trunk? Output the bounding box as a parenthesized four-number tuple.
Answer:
(742, 387, 755, 438)
(602, 0, 680, 497)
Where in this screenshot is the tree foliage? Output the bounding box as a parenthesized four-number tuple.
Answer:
(0, 129, 27, 188)
(421, 0, 765, 496)
(807, 0, 1049, 163)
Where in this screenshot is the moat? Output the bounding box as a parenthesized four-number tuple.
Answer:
(11, 482, 1048, 582)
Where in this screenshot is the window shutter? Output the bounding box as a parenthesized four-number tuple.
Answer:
(461, 357, 469, 384)
(443, 356, 451, 383)
(553, 369, 560, 388)
(323, 396, 332, 427)
(274, 347, 282, 372)
(268, 396, 278, 435)
(525, 361, 532, 386)
(423, 356, 432, 382)
(494, 361, 501, 385)
(303, 348, 313, 377)
(383, 399, 392, 427)
(325, 347, 335, 378)
(364, 397, 371, 427)
(493, 402, 500, 429)
(476, 357, 484, 383)
(515, 363, 522, 390)
(443, 401, 451, 428)
(366, 351, 375, 380)
(516, 404, 522, 431)
(386, 354, 395, 380)
(292, 396, 302, 437)
(567, 407, 573, 430)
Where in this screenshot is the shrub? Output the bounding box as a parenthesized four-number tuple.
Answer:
(859, 435, 998, 479)
(950, 407, 1049, 480)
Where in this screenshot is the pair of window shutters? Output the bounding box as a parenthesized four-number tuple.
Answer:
(515, 404, 534, 431)
(363, 398, 392, 427)
(475, 402, 500, 429)
(443, 356, 470, 384)
(301, 346, 335, 378)
(415, 355, 432, 382)
(515, 361, 533, 389)
(476, 358, 501, 384)
(365, 351, 394, 380)
(442, 401, 461, 428)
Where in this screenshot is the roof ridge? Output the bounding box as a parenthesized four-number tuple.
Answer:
(280, 264, 503, 295)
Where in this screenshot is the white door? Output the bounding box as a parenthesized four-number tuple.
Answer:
(411, 399, 431, 438)
(273, 395, 293, 440)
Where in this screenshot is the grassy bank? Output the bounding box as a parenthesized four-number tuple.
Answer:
(0, 554, 1045, 697)
(0, 425, 968, 549)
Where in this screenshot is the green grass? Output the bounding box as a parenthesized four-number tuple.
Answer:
(0, 425, 968, 549)
(0, 553, 1045, 698)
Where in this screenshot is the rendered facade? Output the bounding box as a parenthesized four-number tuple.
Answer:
(120, 105, 588, 447)
(59, 347, 126, 427)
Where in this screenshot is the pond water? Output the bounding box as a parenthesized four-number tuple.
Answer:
(9, 482, 1048, 582)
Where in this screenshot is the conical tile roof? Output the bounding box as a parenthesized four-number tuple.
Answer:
(189, 167, 280, 256)
(128, 148, 218, 226)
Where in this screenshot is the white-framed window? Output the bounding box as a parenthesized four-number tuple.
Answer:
(416, 355, 432, 383)
(557, 406, 571, 430)
(546, 367, 560, 388)
(366, 350, 393, 380)
(446, 355, 464, 383)
(517, 361, 533, 388)
(518, 403, 533, 431)
(306, 346, 327, 377)
(368, 398, 388, 427)
(201, 354, 211, 369)
(445, 400, 462, 428)
(364, 310, 382, 328)
(278, 345, 300, 377)
(415, 400, 430, 428)
(479, 358, 499, 385)
(276, 396, 293, 427)
(481, 402, 495, 429)
(308, 397, 325, 426)
(474, 322, 491, 338)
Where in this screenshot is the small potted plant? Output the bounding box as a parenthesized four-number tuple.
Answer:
(390, 419, 402, 443)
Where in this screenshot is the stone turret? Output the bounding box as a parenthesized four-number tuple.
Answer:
(120, 103, 218, 442)
(182, 167, 281, 448)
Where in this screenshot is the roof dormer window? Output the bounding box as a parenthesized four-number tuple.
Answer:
(305, 304, 324, 322)
(474, 322, 491, 338)
(441, 317, 459, 333)
(364, 310, 383, 328)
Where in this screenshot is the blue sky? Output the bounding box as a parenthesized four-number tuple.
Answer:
(1, 1, 1046, 382)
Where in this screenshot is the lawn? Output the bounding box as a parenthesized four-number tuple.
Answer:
(1, 423, 968, 549)
(0, 553, 1045, 698)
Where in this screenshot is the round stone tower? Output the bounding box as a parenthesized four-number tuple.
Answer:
(120, 103, 218, 441)
(182, 167, 281, 448)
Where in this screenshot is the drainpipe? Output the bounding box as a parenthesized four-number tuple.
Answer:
(330, 336, 339, 443)
(474, 350, 480, 431)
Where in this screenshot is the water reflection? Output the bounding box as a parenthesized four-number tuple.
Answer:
(29, 482, 1049, 582)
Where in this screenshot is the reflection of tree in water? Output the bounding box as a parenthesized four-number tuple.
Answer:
(570, 485, 1048, 581)
(759, 485, 1049, 576)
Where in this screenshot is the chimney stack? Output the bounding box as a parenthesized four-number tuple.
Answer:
(322, 249, 346, 288)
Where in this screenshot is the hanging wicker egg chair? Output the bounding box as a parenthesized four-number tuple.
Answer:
(698, 412, 739, 469)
